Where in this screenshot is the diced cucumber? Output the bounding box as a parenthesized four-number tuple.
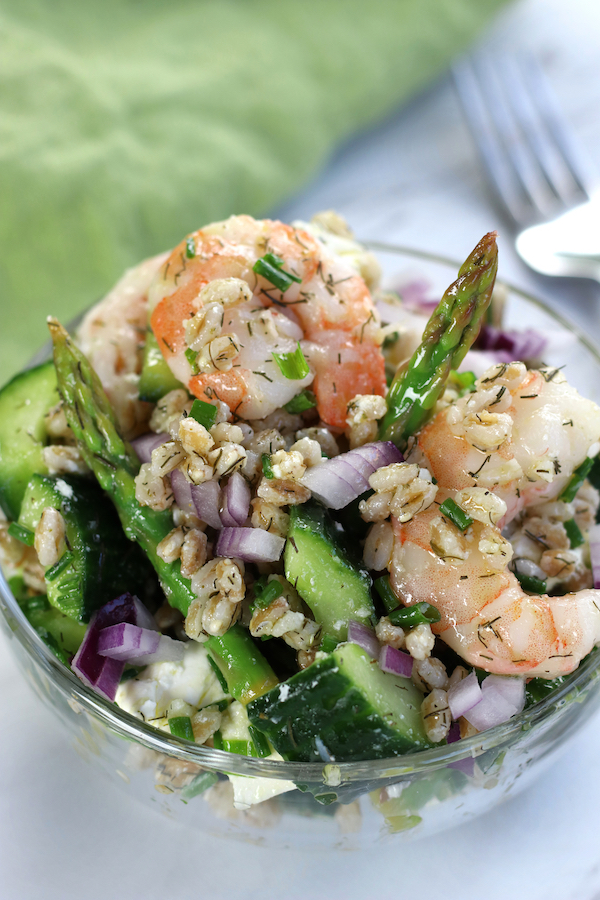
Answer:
(284, 501, 374, 641)
(19, 474, 154, 622)
(247, 642, 433, 762)
(138, 329, 183, 403)
(20, 594, 87, 657)
(0, 361, 59, 520)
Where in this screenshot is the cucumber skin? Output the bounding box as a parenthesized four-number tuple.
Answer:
(284, 501, 375, 641)
(138, 330, 183, 403)
(19, 474, 154, 623)
(0, 361, 59, 520)
(247, 644, 433, 762)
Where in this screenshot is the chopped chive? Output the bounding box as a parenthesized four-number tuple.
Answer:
(253, 253, 302, 293)
(45, 551, 74, 581)
(382, 330, 399, 349)
(120, 667, 142, 683)
(564, 517, 584, 549)
(248, 725, 271, 758)
(222, 739, 251, 755)
(560, 456, 596, 503)
(272, 342, 310, 380)
(284, 389, 317, 414)
(36, 628, 70, 666)
(320, 634, 339, 653)
(207, 655, 229, 693)
(261, 453, 274, 479)
(388, 601, 441, 628)
(449, 369, 476, 396)
(253, 578, 283, 610)
(169, 716, 195, 741)
(514, 570, 547, 594)
(212, 730, 224, 750)
(180, 770, 219, 800)
(7, 522, 35, 546)
(185, 347, 199, 374)
(190, 398, 217, 430)
(185, 236, 196, 259)
(374, 574, 401, 613)
(439, 498, 473, 531)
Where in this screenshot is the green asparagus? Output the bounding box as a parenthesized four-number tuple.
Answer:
(48, 318, 196, 616)
(379, 232, 498, 449)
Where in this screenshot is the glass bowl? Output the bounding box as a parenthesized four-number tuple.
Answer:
(2, 243, 600, 850)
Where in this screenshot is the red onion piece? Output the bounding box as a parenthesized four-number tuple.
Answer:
(191, 479, 222, 530)
(347, 620, 380, 660)
(463, 675, 525, 732)
(447, 721, 461, 743)
(589, 524, 600, 588)
(395, 278, 438, 313)
(447, 671, 482, 720)
(170, 467, 196, 517)
(378, 644, 413, 678)
(301, 442, 404, 509)
(220, 472, 251, 527)
(215, 527, 285, 563)
(97, 623, 184, 665)
(477, 324, 547, 362)
(71, 593, 157, 701)
(131, 432, 170, 464)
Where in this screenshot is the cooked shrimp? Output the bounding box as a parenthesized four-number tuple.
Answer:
(390, 492, 600, 678)
(147, 215, 385, 426)
(411, 361, 600, 526)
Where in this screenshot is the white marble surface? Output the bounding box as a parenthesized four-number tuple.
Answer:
(3, 1, 600, 897)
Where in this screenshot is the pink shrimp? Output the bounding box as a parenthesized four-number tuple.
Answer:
(147, 215, 385, 426)
(390, 492, 600, 678)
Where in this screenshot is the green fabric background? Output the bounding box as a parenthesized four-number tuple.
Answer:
(0, 0, 509, 383)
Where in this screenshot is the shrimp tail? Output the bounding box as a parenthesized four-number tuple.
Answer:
(379, 231, 498, 450)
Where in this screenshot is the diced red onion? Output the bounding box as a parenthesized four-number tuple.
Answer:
(477, 324, 547, 362)
(396, 278, 438, 313)
(378, 644, 413, 678)
(447, 671, 482, 720)
(220, 472, 251, 527)
(191, 479, 222, 530)
(301, 442, 404, 509)
(216, 527, 285, 563)
(170, 467, 196, 517)
(347, 620, 380, 659)
(71, 593, 157, 701)
(447, 721, 461, 743)
(463, 675, 525, 732)
(97, 622, 184, 665)
(131, 432, 170, 464)
(589, 523, 600, 588)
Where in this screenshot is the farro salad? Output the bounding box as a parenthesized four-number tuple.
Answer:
(2, 212, 600, 789)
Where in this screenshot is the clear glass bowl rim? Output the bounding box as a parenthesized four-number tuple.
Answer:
(2, 240, 600, 783)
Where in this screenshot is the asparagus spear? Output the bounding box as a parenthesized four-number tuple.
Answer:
(49, 317, 197, 616)
(379, 232, 498, 449)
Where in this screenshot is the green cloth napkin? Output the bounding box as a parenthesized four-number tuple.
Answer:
(0, 0, 508, 383)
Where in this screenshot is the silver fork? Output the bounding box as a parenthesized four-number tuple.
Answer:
(453, 53, 600, 282)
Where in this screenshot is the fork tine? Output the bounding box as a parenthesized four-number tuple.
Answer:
(453, 57, 526, 225)
(521, 55, 591, 202)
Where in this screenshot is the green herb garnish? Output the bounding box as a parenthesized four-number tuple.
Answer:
(284, 389, 317, 414)
(388, 602, 441, 628)
(185, 347, 199, 374)
(185, 236, 196, 259)
(189, 399, 217, 430)
(272, 342, 310, 380)
(560, 456, 596, 503)
(564, 517, 584, 549)
(7, 522, 35, 546)
(513, 569, 547, 594)
(261, 453, 274, 479)
(439, 497, 473, 532)
(169, 716, 195, 741)
(253, 253, 302, 293)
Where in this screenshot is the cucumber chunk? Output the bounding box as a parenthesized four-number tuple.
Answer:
(284, 501, 374, 641)
(19, 474, 155, 622)
(247, 642, 433, 761)
(138, 329, 183, 403)
(0, 361, 59, 520)
(19, 594, 87, 659)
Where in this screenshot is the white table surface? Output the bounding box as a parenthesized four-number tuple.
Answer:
(3, 1, 600, 898)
